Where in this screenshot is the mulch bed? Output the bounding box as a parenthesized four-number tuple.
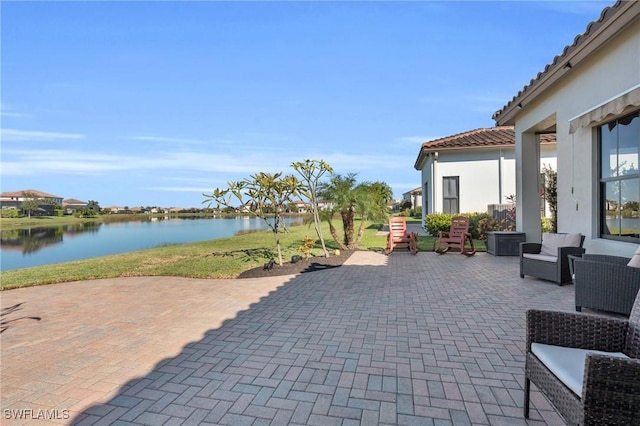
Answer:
(237, 249, 357, 279)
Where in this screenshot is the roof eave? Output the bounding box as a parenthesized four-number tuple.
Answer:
(493, 1, 640, 126)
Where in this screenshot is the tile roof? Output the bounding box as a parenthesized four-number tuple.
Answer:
(0, 189, 63, 199)
(493, 1, 634, 123)
(63, 198, 87, 205)
(419, 126, 555, 152)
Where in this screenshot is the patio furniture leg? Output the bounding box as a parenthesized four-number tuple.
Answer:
(523, 377, 530, 418)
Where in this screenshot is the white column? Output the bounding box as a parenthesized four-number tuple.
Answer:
(516, 131, 542, 242)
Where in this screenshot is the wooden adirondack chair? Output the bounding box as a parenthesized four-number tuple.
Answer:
(385, 217, 418, 255)
(435, 216, 476, 256)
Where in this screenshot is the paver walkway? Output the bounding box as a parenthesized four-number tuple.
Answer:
(1, 251, 576, 425)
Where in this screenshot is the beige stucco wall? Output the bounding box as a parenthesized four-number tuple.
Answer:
(418, 144, 556, 217)
(512, 18, 640, 256)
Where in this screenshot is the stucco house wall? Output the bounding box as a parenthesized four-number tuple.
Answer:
(420, 147, 556, 214)
(415, 128, 556, 222)
(494, 2, 639, 257)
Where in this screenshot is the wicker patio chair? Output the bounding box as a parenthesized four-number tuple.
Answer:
(523, 291, 640, 425)
(573, 254, 640, 316)
(520, 233, 585, 285)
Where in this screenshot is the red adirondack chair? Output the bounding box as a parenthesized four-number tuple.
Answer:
(435, 216, 476, 256)
(385, 217, 418, 255)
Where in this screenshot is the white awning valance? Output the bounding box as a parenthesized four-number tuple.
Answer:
(569, 85, 640, 134)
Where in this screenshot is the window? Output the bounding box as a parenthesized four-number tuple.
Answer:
(442, 176, 459, 214)
(599, 111, 640, 242)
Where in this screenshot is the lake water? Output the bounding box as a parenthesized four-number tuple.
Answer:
(1, 217, 302, 271)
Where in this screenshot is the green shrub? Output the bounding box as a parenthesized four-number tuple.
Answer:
(477, 217, 500, 240)
(412, 206, 422, 218)
(425, 212, 492, 239)
(0, 208, 20, 218)
(424, 213, 453, 236)
(466, 212, 492, 239)
(541, 217, 553, 233)
(73, 208, 98, 218)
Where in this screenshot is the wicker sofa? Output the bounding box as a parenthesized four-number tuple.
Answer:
(573, 254, 640, 316)
(520, 233, 585, 285)
(524, 291, 640, 425)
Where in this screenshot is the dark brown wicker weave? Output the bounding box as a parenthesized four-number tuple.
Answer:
(520, 235, 585, 285)
(524, 292, 640, 425)
(573, 254, 640, 316)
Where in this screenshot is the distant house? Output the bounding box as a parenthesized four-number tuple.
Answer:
(62, 198, 89, 215)
(292, 200, 309, 213)
(104, 206, 128, 214)
(413, 126, 557, 221)
(492, 1, 640, 257)
(402, 188, 422, 210)
(316, 200, 335, 211)
(0, 189, 64, 215)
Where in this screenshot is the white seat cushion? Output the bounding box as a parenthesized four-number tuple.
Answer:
(531, 343, 628, 396)
(523, 253, 557, 263)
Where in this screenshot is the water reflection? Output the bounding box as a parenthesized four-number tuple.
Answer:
(1, 222, 102, 254)
(1, 216, 304, 270)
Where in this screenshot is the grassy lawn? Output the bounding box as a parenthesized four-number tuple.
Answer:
(0, 220, 485, 290)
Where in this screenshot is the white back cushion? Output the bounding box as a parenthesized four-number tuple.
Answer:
(540, 233, 582, 256)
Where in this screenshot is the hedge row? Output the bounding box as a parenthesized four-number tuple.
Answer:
(423, 213, 552, 239)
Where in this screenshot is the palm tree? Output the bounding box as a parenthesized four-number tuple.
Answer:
(319, 174, 392, 249)
(87, 200, 100, 212)
(320, 173, 359, 249)
(353, 181, 393, 247)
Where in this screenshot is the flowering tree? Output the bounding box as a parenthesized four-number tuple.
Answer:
(291, 159, 333, 257)
(203, 172, 302, 266)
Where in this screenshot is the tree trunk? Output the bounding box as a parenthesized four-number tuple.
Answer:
(274, 232, 283, 266)
(329, 222, 348, 250)
(354, 221, 366, 248)
(312, 207, 329, 257)
(341, 209, 355, 249)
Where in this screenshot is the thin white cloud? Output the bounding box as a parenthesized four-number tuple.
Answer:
(131, 136, 205, 145)
(146, 186, 214, 193)
(1, 149, 129, 176)
(1, 147, 293, 177)
(0, 103, 27, 118)
(1, 128, 85, 142)
(1, 142, 416, 184)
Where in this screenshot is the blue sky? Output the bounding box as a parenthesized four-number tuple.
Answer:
(1, 1, 612, 208)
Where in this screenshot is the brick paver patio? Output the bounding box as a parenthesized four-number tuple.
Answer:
(1, 251, 576, 425)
